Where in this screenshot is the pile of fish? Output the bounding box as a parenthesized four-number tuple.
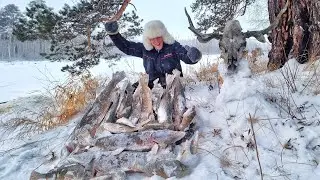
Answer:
(30, 70, 198, 180)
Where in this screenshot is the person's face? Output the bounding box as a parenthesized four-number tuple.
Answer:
(149, 36, 164, 50)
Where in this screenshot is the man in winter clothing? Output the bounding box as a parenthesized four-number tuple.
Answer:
(105, 20, 202, 89)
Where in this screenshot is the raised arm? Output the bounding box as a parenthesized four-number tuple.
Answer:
(173, 41, 202, 64)
(105, 21, 144, 58)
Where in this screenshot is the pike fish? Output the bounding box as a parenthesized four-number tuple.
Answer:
(178, 106, 196, 131)
(29, 163, 89, 180)
(157, 88, 173, 124)
(191, 130, 199, 154)
(70, 71, 126, 141)
(116, 117, 136, 128)
(95, 130, 186, 151)
(31, 148, 190, 179)
(151, 84, 164, 116)
(103, 121, 173, 133)
(30, 148, 96, 180)
(90, 89, 121, 137)
(169, 71, 187, 130)
(129, 81, 142, 125)
(116, 80, 134, 119)
(176, 130, 200, 168)
(138, 74, 155, 125)
(78, 71, 125, 128)
(139, 122, 174, 131)
(93, 151, 190, 178)
(103, 90, 121, 123)
(101, 122, 138, 133)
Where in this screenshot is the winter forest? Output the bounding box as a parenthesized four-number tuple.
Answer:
(1, 0, 320, 179)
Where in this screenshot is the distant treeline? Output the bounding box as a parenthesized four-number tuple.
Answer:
(0, 35, 221, 61)
(0, 38, 50, 61)
(0, 37, 269, 61)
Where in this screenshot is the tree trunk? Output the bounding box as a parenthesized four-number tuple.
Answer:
(8, 35, 12, 60)
(308, 1, 320, 62)
(267, 0, 320, 71)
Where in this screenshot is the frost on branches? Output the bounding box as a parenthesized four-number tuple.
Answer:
(48, 0, 143, 75)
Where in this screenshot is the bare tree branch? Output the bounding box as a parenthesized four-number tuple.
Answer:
(184, 7, 222, 43)
(99, 0, 131, 22)
(243, 0, 290, 42)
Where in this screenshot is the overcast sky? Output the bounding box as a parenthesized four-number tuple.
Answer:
(0, 0, 196, 38)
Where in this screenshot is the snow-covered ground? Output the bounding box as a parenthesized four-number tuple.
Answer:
(185, 59, 320, 180)
(1, 51, 320, 180)
(0, 57, 142, 103)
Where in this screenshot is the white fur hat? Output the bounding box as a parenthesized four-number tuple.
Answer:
(142, 20, 175, 51)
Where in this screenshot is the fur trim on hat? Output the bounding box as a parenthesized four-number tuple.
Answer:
(142, 20, 175, 51)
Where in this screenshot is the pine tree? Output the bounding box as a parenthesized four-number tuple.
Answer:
(46, 0, 143, 75)
(0, 4, 23, 38)
(0, 4, 24, 59)
(10, 0, 143, 74)
(13, 0, 60, 41)
(190, 0, 255, 33)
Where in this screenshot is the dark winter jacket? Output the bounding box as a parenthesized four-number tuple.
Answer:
(109, 33, 200, 87)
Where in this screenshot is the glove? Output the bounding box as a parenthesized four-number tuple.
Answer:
(105, 21, 119, 35)
(185, 45, 202, 63)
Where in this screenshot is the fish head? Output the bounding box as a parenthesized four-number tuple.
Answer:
(151, 130, 186, 145)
